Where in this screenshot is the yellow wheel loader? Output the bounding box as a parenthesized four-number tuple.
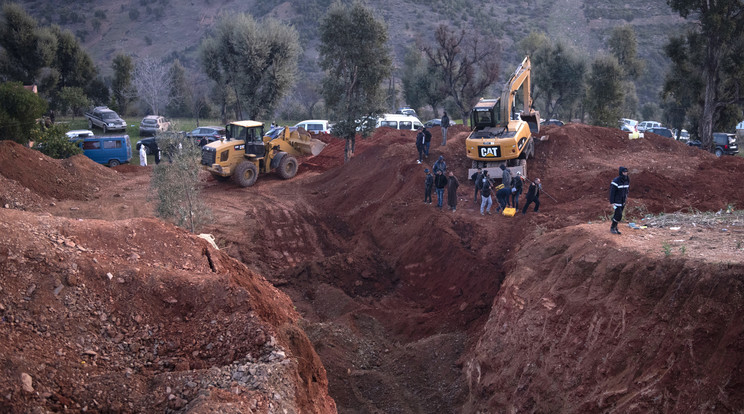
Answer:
(201, 121, 326, 187)
(466, 56, 540, 181)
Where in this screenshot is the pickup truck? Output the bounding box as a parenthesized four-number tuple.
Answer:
(85, 106, 127, 133)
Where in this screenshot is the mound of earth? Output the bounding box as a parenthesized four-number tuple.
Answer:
(0, 208, 335, 413)
(3, 121, 744, 413)
(0, 141, 119, 204)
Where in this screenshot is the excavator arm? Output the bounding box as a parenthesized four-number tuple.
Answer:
(500, 56, 539, 134)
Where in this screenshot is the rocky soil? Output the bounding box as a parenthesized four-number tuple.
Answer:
(1, 122, 743, 413)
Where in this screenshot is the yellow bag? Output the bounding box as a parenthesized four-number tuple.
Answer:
(502, 207, 517, 217)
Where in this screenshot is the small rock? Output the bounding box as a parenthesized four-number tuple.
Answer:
(26, 284, 36, 296)
(116, 278, 125, 284)
(82, 349, 98, 357)
(3, 204, 8, 209)
(53, 285, 64, 296)
(163, 297, 177, 304)
(128, 253, 140, 261)
(106, 273, 113, 280)
(21, 372, 33, 393)
(70, 207, 79, 211)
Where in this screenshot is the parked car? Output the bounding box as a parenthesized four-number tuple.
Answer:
(376, 114, 423, 131)
(294, 120, 331, 135)
(713, 132, 738, 157)
(674, 129, 690, 141)
(139, 115, 170, 137)
(84, 106, 127, 133)
(637, 121, 661, 132)
(75, 135, 132, 167)
(396, 107, 417, 117)
(646, 127, 674, 139)
(65, 129, 95, 140)
(424, 118, 456, 128)
(186, 126, 226, 146)
(541, 119, 565, 126)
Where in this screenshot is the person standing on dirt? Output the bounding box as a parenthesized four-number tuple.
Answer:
(500, 164, 512, 207)
(471, 167, 483, 203)
(416, 127, 426, 164)
(432, 155, 447, 175)
(424, 168, 434, 204)
(434, 169, 448, 210)
(447, 171, 459, 212)
(441, 111, 450, 146)
(522, 178, 541, 215)
(139, 144, 147, 167)
(511, 172, 524, 210)
(480, 171, 494, 215)
(423, 126, 432, 158)
(609, 166, 630, 234)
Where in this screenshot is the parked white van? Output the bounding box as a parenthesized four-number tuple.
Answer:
(376, 114, 423, 131)
(294, 120, 331, 135)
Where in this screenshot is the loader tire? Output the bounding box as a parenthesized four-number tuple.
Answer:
(234, 161, 258, 187)
(278, 155, 298, 179)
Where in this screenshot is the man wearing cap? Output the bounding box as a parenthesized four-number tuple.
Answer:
(424, 168, 433, 204)
(609, 166, 630, 234)
(416, 127, 426, 164)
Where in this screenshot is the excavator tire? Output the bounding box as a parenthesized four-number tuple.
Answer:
(278, 155, 298, 180)
(233, 161, 258, 187)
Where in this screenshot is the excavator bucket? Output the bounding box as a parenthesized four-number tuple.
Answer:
(520, 110, 540, 134)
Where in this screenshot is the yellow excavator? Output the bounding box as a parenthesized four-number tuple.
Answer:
(201, 121, 326, 187)
(465, 56, 540, 181)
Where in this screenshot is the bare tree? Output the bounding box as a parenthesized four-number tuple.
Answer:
(423, 25, 501, 125)
(132, 57, 172, 115)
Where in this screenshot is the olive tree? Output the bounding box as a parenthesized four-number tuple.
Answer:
(586, 55, 625, 127)
(0, 81, 47, 143)
(200, 13, 301, 121)
(318, 1, 392, 161)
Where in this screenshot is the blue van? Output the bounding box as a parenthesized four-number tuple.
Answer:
(76, 135, 132, 167)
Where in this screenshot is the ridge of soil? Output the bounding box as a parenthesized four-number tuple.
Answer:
(2, 122, 744, 412)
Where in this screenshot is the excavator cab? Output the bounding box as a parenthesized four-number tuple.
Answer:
(471, 99, 500, 130)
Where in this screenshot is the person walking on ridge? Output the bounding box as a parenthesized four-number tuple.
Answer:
(609, 166, 630, 234)
(441, 111, 450, 146)
(522, 178, 541, 215)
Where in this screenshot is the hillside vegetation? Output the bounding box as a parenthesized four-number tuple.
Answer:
(18, 0, 690, 108)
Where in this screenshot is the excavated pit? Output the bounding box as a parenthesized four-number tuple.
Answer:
(2, 122, 744, 412)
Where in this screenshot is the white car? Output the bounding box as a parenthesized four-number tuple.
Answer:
(637, 121, 661, 132)
(294, 120, 331, 135)
(66, 129, 95, 140)
(376, 114, 423, 131)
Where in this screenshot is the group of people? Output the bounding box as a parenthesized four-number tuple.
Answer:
(415, 111, 451, 164)
(469, 165, 542, 216)
(423, 156, 459, 211)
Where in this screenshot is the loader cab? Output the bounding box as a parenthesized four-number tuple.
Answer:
(471, 99, 501, 130)
(226, 121, 265, 158)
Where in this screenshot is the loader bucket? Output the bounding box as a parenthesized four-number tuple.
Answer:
(294, 138, 327, 156)
(520, 110, 540, 134)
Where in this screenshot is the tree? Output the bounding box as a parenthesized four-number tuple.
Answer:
(531, 40, 587, 121)
(318, 1, 392, 161)
(423, 25, 501, 125)
(31, 124, 81, 159)
(585, 55, 625, 127)
(56, 86, 89, 118)
(607, 25, 644, 80)
(200, 13, 301, 120)
(166, 59, 190, 117)
(149, 131, 211, 233)
(111, 54, 134, 111)
(667, 0, 744, 149)
(0, 81, 47, 144)
(0, 3, 56, 84)
(133, 56, 172, 115)
(401, 46, 447, 117)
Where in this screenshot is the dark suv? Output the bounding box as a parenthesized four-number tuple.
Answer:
(186, 126, 226, 146)
(646, 127, 674, 139)
(713, 133, 738, 157)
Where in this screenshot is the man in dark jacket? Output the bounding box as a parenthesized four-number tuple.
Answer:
(434, 169, 448, 210)
(415, 127, 425, 164)
(432, 155, 447, 175)
(424, 169, 433, 204)
(522, 178, 541, 215)
(500, 164, 512, 207)
(511, 172, 524, 210)
(471, 167, 483, 203)
(609, 166, 630, 234)
(441, 111, 450, 146)
(480, 171, 494, 215)
(423, 126, 432, 158)
(447, 171, 459, 212)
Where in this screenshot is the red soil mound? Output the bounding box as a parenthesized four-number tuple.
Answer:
(0, 141, 120, 202)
